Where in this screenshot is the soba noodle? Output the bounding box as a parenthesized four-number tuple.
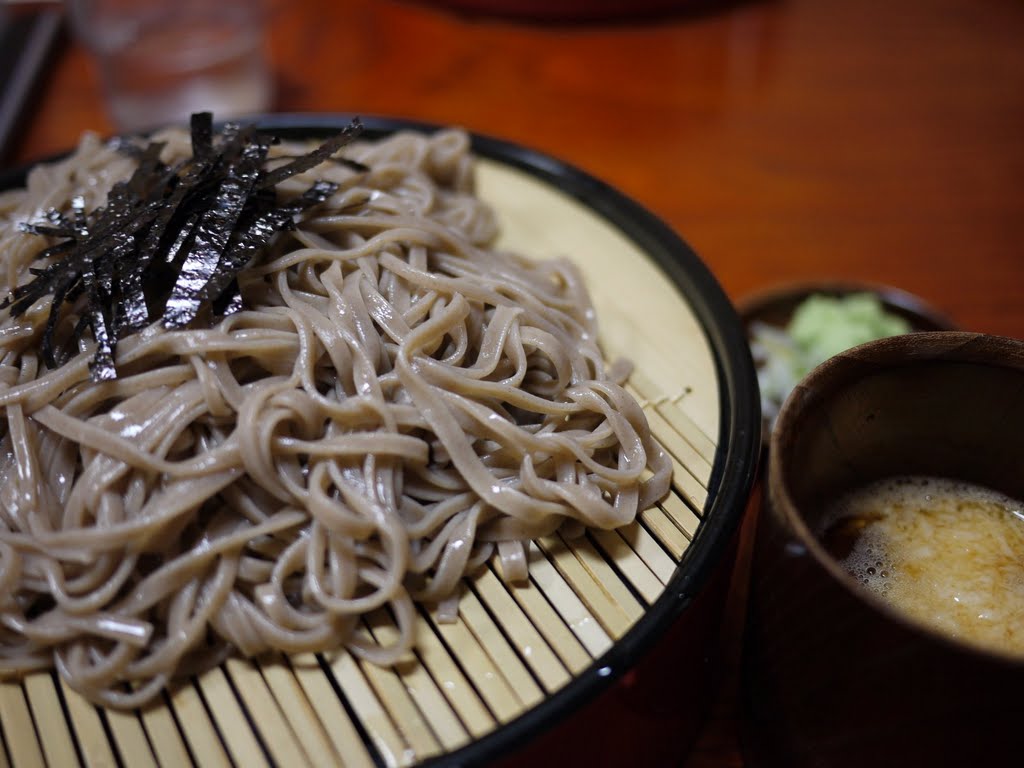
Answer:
(0, 125, 671, 708)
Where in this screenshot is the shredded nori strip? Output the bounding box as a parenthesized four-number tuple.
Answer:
(258, 117, 366, 189)
(3, 113, 362, 380)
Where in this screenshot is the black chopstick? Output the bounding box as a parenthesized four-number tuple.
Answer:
(0, 4, 62, 164)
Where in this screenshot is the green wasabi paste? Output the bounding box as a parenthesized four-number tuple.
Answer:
(787, 292, 911, 379)
(752, 292, 912, 430)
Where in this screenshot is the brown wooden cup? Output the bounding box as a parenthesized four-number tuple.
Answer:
(742, 331, 1024, 767)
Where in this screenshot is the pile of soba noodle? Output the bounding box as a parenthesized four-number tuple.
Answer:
(0, 125, 671, 708)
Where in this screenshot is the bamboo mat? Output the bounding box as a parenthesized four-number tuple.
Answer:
(0, 157, 722, 768)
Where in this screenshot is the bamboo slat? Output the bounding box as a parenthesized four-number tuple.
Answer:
(1, 681, 44, 768)
(428, 613, 525, 723)
(288, 654, 377, 768)
(455, 589, 546, 709)
(405, 616, 495, 740)
(612, 520, 680, 585)
(471, 568, 573, 693)
(639, 399, 715, 487)
(561, 534, 647, 617)
(661, 493, 705, 542)
(639, 504, 693, 560)
(60, 682, 117, 768)
(168, 683, 234, 768)
(24, 674, 79, 768)
(631, 372, 719, 467)
(535, 536, 637, 640)
(590, 527, 667, 604)
(363, 613, 470, 753)
(387, 661, 469, 753)
(139, 699, 193, 768)
(0, 147, 729, 768)
(197, 667, 270, 768)
(104, 706, 157, 768)
(524, 541, 614, 658)
(357, 650, 441, 760)
(227, 658, 311, 766)
(259, 657, 343, 768)
(503, 568, 593, 676)
(329, 651, 408, 767)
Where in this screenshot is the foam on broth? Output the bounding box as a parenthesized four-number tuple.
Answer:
(819, 476, 1024, 656)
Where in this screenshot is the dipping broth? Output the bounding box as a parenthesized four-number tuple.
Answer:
(819, 476, 1024, 656)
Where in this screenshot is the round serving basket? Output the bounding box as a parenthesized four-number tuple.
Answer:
(0, 116, 760, 767)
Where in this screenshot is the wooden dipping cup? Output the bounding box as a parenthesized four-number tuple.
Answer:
(742, 331, 1024, 767)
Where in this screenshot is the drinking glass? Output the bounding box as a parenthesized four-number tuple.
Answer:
(69, 0, 273, 132)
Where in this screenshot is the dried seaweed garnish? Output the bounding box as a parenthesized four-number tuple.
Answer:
(3, 113, 363, 381)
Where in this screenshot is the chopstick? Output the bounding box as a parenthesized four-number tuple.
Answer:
(0, 3, 62, 163)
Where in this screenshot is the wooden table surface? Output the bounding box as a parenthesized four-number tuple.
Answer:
(8, 0, 1024, 764)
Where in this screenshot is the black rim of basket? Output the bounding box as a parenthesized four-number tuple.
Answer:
(1, 114, 761, 767)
